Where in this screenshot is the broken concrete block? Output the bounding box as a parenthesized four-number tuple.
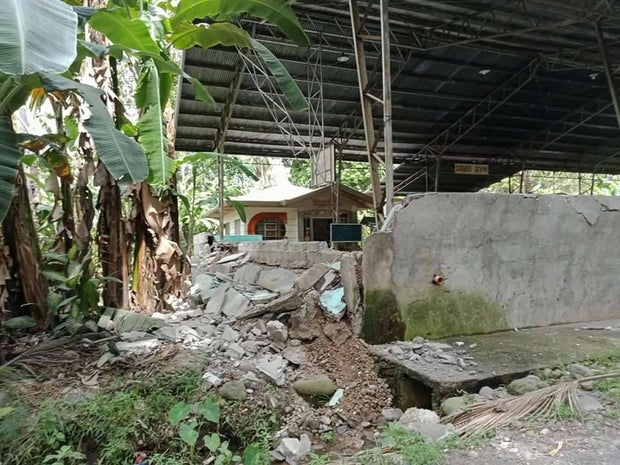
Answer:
(116, 339, 162, 355)
(293, 374, 336, 396)
(322, 321, 351, 346)
(266, 320, 288, 343)
(233, 263, 262, 285)
(256, 354, 287, 386)
(265, 292, 303, 313)
(315, 269, 338, 292)
(257, 268, 296, 294)
(221, 325, 240, 343)
(319, 287, 346, 321)
(282, 346, 305, 365)
(217, 251, 247, 264)
(98, 308, 165, 333)
(202, 372, 223, 387)
(207, 287, 251, 319)
(295, 263, 330, 292)
(227, 342, 246, 359)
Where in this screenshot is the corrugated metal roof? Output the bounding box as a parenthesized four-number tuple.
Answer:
(175, 0, 620, 194)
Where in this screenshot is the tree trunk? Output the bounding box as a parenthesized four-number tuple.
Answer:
(2, 166, 49, 327)
(132, 183, 184, 313)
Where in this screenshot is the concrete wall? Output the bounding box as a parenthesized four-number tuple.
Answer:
(362, 193, 620, 343)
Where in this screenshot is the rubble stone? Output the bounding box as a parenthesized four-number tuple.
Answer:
(221, 325, 240, 342)
(256, 354, 287, 386)
(441, 396, 468, 416)
(381, 408, 404, 421)
(340, 254, 360, 315)
(257, 268, 296, 294)
(266, 320, 288, 343)
(575, 392, 604, 413)
(567, 363, 595, 378)
(202, 372, 223, 387)
(479, 386, 495, 400)
(233, 263, 262, 284)
(293, 374, 337, 397)
(319, 287, 346, 321)
(265, 292, 304, 313)
(295, 264, 330, 291)
(219, 380, 247, 401)
(507, 375, 549, 395)
(397, 408, 454, 442)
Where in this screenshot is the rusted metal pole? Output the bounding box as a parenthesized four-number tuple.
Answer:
(595, 21, 620, 129)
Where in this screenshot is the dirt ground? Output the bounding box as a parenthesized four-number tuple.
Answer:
(446, 418, 620, 465)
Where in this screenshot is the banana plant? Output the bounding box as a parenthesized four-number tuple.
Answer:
(0, 0, 149, 222)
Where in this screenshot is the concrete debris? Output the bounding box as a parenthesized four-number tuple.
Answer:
(202, 372, 223, 387)
(217, 251, 247, 264)
(233, 263, 262, 284)
(256, 354, 287, 386)
(275, 435, 312, 464)
(328, 388, 344, 407)
(295, 263, 330, 292)
(257, 268, 297, 294)
(265, 293, 304, 313)
(381, 338, 479, 369)
(316, 270, 338, 292)
(282, 346, 305, 365)
(116, 339, 162, 356)
(575, 392, 604, 413)
(266, 320, 289, 344)
(319, 287, 347, 321)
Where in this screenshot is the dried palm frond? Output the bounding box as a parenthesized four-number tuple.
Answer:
(442, 372, 620, 438)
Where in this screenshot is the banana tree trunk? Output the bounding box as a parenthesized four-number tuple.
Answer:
(133, 183, 184, 313)
(2, 166, 49, 327)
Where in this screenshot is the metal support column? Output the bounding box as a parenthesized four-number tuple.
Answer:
(349, 0, 384, 225)
(214, 63, 244, 240)
(595, 21, 620, 129)
(380, 0, 394, 213)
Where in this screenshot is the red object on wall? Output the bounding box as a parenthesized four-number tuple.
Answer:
(247, 212, 288, 235)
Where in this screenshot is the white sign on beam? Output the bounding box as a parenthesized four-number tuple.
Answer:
(454, 163, 489, 175)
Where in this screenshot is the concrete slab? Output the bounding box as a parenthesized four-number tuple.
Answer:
(257, 268, 296, 294)
(371, 320, 620, 396)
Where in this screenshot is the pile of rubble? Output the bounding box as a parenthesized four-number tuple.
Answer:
(383, 337, 479, 372)
(98, 245, 392, 463)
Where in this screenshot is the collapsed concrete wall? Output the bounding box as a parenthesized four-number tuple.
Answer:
(362, 193, 620, 343)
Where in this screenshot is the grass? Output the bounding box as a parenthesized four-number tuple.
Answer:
(0, 370, 280, 465)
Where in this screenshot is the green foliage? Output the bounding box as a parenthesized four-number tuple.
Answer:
(288, 159, 374, 192)
(89, 8, 160, 54)
(484, 170, 620, 196)
(380, 425, 444, 465)
(42, 445, 86, 465)
(0, 0, 78, 75)
(0, 115, 20, 221)
(169, 22, 253, 50)
(172, 0, 309, 46)
(308, 453, 332, 465)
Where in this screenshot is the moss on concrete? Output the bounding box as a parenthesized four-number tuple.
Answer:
(403, 288, 508, 339)
(362, 289, 406, 344)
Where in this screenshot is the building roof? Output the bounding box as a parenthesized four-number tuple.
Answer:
(231, 184, 313, 202)
(175, 0, 620, 194)
(206, 184, 373, 218)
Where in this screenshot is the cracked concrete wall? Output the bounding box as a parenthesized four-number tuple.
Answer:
(362, 193, 620, 342)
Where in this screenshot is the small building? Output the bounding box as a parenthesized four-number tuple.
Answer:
(206, 184, 373, 242)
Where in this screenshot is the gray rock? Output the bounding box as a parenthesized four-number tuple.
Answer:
(575, 392, 604, 413)
(397, 408, 454, 442)
(266, 320, 288, 343)
(227, 342, 246, 359)
(567, 363, 595, 378)
(293, 374, 337, 396)
(116, 339, 162, 355)
(241, 371, 261, 386)
(221, 288, 252, 318)
(256, 354, 287, 386)
(202, 372, 223, 387)
(282, 346, 305, 365)
(276, 436, 311, 464)
(219, 381, 247, 401)
(221, 325, 240, 342)
(381, 408, 404, 421)
(507, 375, 549, 395)
(295, 264, 330, 291)
(119, 331, 149, 342)
(257, 269, 297, 294)
(479, 386, 495, 400)
(441, 396, 468, 416)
